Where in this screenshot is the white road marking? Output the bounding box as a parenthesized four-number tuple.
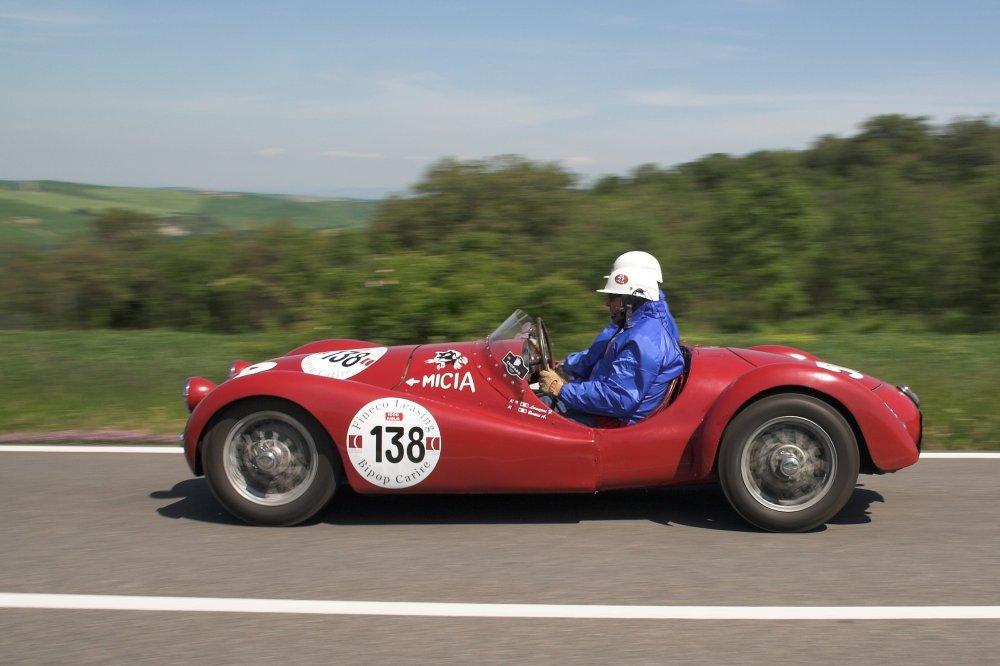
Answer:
(0, 445, 997, 459)
(0, 445, 181, 453)
(0, 446, 995, 622)
(919, 452, 1000, 459)
(1, 593, 999, 620)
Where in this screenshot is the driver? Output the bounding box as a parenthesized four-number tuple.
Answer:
(537, 262, 684, 426)
(560, 251, 679, 382)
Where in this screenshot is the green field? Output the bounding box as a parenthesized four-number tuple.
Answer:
(0, 180, 379, 246)
(0, 328, 995, 450)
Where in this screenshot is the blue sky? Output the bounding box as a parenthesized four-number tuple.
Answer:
(2, 1, 999, 198)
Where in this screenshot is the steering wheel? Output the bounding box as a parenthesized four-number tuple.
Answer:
(532, 316, 554, 372)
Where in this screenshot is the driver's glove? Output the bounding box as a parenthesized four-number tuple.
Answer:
(538, 369, 564, 396)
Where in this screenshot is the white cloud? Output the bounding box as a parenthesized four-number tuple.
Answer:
(256, 147, 286, 157)
(372, 77, 588, 130)
(0, 6, 119, 43)
(288, 77, 586, 132)
(318, 150, 431, 162)
(320, 150, 385, 160)
(625, 80, 1000, 119)
(578, 11, 638, 27)
(166, 95, 268, 114)
(0, 9, 103, 26)
(627, 88, 800, 109)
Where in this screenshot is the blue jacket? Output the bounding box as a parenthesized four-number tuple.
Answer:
(562, 290, 680, 380)
(559, 298, 685, 424)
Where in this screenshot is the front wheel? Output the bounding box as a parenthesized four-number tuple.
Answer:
(202, 398, 339, 526)
(718, 394, 859, 532)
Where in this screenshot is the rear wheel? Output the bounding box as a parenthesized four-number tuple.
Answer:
(202, 398, 338, 526)
(718, 394, 859, 532)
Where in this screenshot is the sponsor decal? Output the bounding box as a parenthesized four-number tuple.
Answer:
(615, 273, 629, 285)
(502, 351, 529, 379)
(425, 349, 467, 370)
(301, 347, 388, 380)
(405, 371, 476, 393)
(235, 361, 276, 378)
(346, 398, 442, 489)
(507, 399, 552, 420)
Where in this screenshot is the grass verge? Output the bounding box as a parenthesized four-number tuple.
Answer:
(1, 328, 996, 450)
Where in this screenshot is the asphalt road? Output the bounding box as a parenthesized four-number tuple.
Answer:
(0, 448, 997, 665)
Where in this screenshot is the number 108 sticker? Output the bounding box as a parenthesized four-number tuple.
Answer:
(346, 398, 442, 489)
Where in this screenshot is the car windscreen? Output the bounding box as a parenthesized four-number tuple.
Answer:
(487, 309, 534, 344)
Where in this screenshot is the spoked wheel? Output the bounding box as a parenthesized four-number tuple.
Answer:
(718, 394, 859, 532)
(202, 398, 339, 526)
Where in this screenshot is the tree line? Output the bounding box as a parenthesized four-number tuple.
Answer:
(2, 114, 998, 343)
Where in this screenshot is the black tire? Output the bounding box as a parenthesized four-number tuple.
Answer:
(717, 393, 859, 532)
(202, 398, 338, 526)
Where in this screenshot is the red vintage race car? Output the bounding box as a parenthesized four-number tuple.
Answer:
(181, 310, 922, 532)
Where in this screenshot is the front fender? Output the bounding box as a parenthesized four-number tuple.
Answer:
(182, 370, 394, 475)
(694, 364, 919, 478)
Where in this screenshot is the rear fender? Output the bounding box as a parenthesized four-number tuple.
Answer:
(695, 364, 919, 478)
(747, 345, 821, 362)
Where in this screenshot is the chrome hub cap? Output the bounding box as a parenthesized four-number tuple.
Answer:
(252, 442, 291, 473)
(223, 411, 318, 506)
(775, 444, 806, 478)
(741, 416, 837, 512)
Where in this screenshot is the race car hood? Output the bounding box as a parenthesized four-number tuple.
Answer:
(235, 339, 490, 390)
(729, 345, 884, 391)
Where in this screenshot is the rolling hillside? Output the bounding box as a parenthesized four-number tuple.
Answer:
(0, 180, 379, 246)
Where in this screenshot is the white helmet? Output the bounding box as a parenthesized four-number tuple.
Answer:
(609, 251, 662, 283)
(596, 267, 658, 302)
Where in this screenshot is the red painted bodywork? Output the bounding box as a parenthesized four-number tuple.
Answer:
(181, 325, 921, 495)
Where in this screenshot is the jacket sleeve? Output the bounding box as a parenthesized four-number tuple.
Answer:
(561, 324, 617, 379)
(559, 341, 649, 420)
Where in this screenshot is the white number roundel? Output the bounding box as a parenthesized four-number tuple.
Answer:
(301, 347, 387, 379)
(235, 361, 276, 377)
(816, 361, 864, 380)
(346, 398, 442, 489)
